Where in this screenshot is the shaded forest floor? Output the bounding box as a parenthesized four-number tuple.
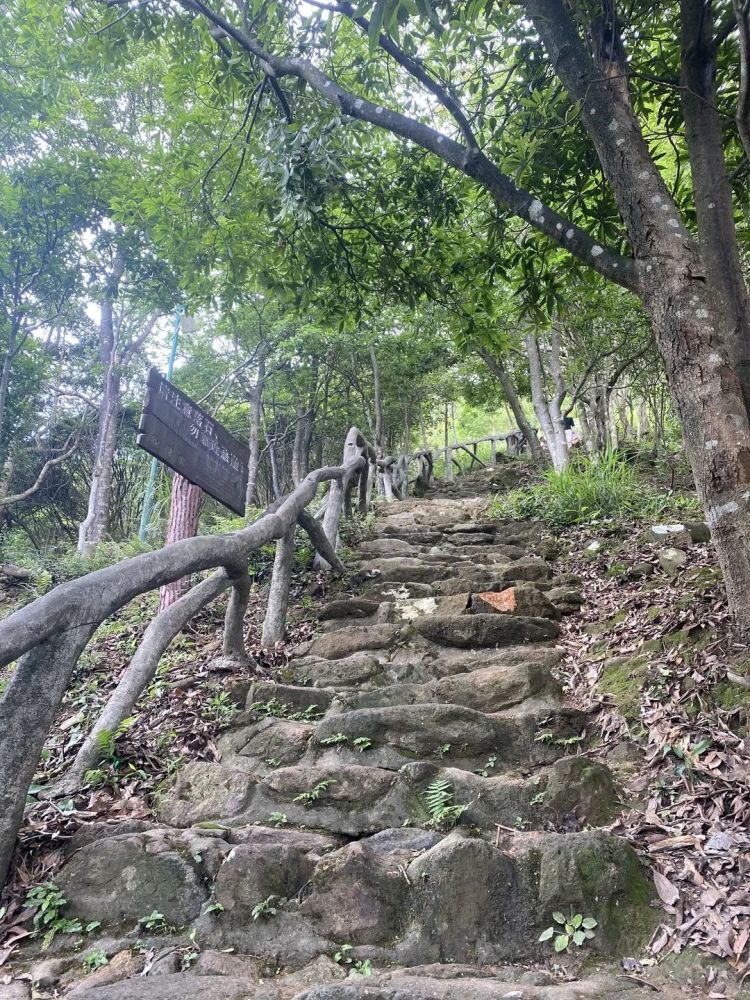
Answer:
(1, 458, 749, 994)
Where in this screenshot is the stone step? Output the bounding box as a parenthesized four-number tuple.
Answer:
(286, 645, 563, 689)
(292, 970, 661, 999)
(216, 697, 587, 774)
(329, 658, 562, 713)
(247, 658, 559, 718)
(160, 710, 603, 837)
(56, 825, 655, 971)
(35, 489, 657, 1000)
(414, 613, 559, 646)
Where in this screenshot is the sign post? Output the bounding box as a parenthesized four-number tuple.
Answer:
(137, 369, 249, 516)
(138, 308, 183, 540)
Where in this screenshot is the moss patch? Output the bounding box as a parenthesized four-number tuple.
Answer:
(584, 611, 627, 636)
(712, 681, 750, 711)
(598, 656, 651, 719)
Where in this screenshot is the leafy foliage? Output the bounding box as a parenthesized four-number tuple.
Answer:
(251, 894, 285, 920)
(293, 779, 336, 806)
(538, 910, 597, 952)
(422, 777, 467, 830)
(492, 451, 701, 528)
(25, 882, 100, 950)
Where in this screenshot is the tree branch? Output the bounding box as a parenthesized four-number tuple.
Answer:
(0, 433, 79, 508)
(175, 0, 638, 291)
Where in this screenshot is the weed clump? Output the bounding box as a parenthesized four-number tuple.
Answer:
(491, 451, 700, 529)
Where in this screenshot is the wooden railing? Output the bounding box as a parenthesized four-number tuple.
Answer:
(0, 426, 377, 888)
(0, 422, 521, 887)
(439, 431, 525, 481)
(378, 430, 524, 495)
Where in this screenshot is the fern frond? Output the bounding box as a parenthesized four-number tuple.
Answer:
(424, 776, 452, 817)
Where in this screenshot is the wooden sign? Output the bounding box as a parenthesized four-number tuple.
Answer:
(137, 368, 249, 515)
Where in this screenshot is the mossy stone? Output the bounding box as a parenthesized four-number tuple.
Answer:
(606, 562, 628, 579)
(532, 831, 658, 955)
(684, 566, 722, 593)
(544, 756, 621, 826)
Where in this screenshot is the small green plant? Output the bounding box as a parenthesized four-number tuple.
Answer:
(83, 949, 109, 972)
(94, 717, 136, 760)
(294, 779, 335, 805)
(25, 882, 100, 950)
(251, 895, 286, 920)
(334, 943, 353, 965)
(437, 743, 451, 757)
(475, 754, 497, 777)
(530, 791, 546, 806)
(662, 736, 712, 779)
(535, 729, 585, 748)
(251, 699, 321, 722)
(320, 732, 348, 746)
(138, 910, 170, 933)
(423, 777, 467, 830)
(206, 692, 238, 725)
(203, 900, 224, 914)
(353, 737, 372, 752)
(333, 943, 372, 977)
(265, 757, 282, 767)
(539, 910, 597, 952)
(268, 811, 289, 827)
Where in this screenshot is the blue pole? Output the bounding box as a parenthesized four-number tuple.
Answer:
(138, 306, 183, 541)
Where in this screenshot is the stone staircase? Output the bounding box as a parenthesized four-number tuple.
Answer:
(46, 474, 663, 999)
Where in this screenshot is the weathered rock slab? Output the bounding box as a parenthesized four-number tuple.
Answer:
(414, 614, 558, 648)
(55, 828, 228, 927)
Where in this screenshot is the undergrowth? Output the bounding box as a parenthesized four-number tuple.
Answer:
(490, 450, 701, 528)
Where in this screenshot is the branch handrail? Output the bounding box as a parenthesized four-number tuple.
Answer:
(0, 422, 516, 886)
(378, 427, 524, 496)
(0, 425, 375, 887)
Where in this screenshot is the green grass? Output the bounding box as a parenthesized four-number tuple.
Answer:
(490, 450, 701, 529)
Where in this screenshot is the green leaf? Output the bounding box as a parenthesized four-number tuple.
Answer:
(582, 917, 598, 929)
(570, 913, 583, 929)
(368, 0, 387, 51)
(573, 930, 586, 946)
(554, 934, 569, 952)
(552, 911, 566, 924)
(538, 926, 554, 941)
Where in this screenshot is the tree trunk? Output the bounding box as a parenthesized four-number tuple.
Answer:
(734, 0, 750, 161)
(525, 333, 568, 471)
(261, 527, 295, 645)
(680, 0, 750, 409)
(476, 346, 544, 463)
(245, 354, 265, 508)
(369, 343, 384, 456)
(0, 624, 95, 888)
(77, 251, 126, 555)
(547, 325, 570, 462)
(77, 368, 120, 555)
(159, 474, 204, 611)
(637, 399, 651, 440)
(65, 572, 229, 788)
(642, 271, 750, 629)
(0, 324, 18, 461)
(292, 405, 313, 486)
(577, 401, 595, 453)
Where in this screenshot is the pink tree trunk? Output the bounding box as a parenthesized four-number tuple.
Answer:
(158, 473, 203, 611)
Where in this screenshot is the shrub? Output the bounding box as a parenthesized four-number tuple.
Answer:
(491, 450, 701, 528)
